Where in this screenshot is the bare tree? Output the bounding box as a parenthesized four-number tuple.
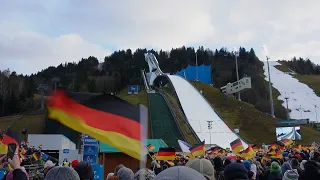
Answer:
(0, 69, 10, 115)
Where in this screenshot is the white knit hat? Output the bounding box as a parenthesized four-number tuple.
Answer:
(44, 160, 55, 169)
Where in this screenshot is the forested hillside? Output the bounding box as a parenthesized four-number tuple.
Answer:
(278, 57, 320, 75)
(1, 46, 288, 119)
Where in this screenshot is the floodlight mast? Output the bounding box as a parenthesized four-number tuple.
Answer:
(263, 45, 275, 118)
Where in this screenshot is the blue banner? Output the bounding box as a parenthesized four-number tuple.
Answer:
(63, 149, 70, 154)
(92, 164, 104, 180)
(128, 85, 139, 94)
(83, 135, 98, 145)
(84, 145, 98, 155)
(83, 155, 97, 165)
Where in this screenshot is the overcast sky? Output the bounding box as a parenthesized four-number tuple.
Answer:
(0, 0, 319, 74)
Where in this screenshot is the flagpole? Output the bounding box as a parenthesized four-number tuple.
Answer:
(139, 104, 148, 177)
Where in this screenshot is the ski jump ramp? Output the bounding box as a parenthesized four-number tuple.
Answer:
(167, 75, 248, 149)
(144, 52, 247, 149)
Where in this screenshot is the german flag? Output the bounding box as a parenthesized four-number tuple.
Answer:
(47, 90, 147, 160)
(20, 152, 27, 160)
(269, 143, 278, 150)
(147, 144, 155, 152)
(251, 144, 259, 152)
(230, 138, 244, 155)
(271, 152, 283, 159)
(2, 128, 21, 153)
(240, 146, 255, 160)
(32, 152, 39, 161)
(268, 149, 276, 155)
(0, 142, 7, 154)
(157, 147, 175, 160)
(282, 139, 294, 147)
(190, 141, 205, 157)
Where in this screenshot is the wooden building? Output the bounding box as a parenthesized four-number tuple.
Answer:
(99, 139, 167, 178)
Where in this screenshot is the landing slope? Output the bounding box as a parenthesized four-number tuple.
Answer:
(167, 75, 246, 149)
(263, 61, 320, 122)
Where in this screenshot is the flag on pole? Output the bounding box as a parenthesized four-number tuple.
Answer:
(47, 90, 148, 160)
(156, 147, 176, 160)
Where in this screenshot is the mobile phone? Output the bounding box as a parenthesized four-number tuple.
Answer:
(7, 143, 17, 160)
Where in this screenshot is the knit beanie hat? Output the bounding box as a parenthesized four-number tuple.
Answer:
(186, 158, 215, 180)
(271, 162, 281, 173)
(117, 167, 134, 180)
(44, 166, 80, 180)
(243, 160, 251, 170)
(71, 160, 80, 168)
(154, 166, 206, 180)
(44, 160, 55, 170)
(74, 161, 94, 180)
(224, 163, 249, 180)
(134, 168, 156, 180)
(282, 169, 299, 180)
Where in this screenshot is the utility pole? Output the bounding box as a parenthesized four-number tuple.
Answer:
(315, 105, 318, 121)
(195, 51, 198, 81)
(52, 77, 60, 91)
(284, 97, 290, 120)
(234, 47, 240, 101)
(263, 45, 275, 118)
(207, 121, 213, 147)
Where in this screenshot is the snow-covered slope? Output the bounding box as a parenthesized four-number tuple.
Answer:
(263, 61, 320, 122)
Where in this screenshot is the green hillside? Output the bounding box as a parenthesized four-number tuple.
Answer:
(117, 82, 320, 145)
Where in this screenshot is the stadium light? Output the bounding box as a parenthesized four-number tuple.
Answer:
(207, 121, 213, 147)
(315, 105, 318, 121)
(233, 47, 240, 101)
(262, 45, 275, 118)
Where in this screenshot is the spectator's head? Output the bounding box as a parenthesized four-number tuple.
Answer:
(44, 166, 80, 180)
(300, 160, 307, 170)
(290, 158, 299, 169)
(224, 163, 248, 180)
(242, 160, 251, 170)
(44, 160, 55, 170)
(114, 164, 125, 175)
(270, 162, 281, 174)
(106, 173, 115, 180)
(117, 167, 134, 180)
(74, 161, 94, 180)
(154, 166, 206, 180)
(186, 158, 215, 180)
(283, 169, 299, 180)
(134, 168, 156, 180)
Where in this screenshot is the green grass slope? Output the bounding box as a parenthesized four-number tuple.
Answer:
(0, 113, 46, 134)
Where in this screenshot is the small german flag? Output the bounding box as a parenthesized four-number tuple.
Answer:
(240, 146, 255, 160)
(157, 147, 175, 160)
(230, 138, 244, 154)
(271, 152, 283, 159)
(269, 143, 278, 150)
(2, 128, 21, 153)
(47, 90, 147, 160)
(147, 144, 155, 152)
(268, 149, 276, 155)
(32, 152, 39, 161)
(20, 152, 27, 160)
(251, 144, 259, 152)
(190, 141, 205, 157)
(281, 139, 294, 147)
